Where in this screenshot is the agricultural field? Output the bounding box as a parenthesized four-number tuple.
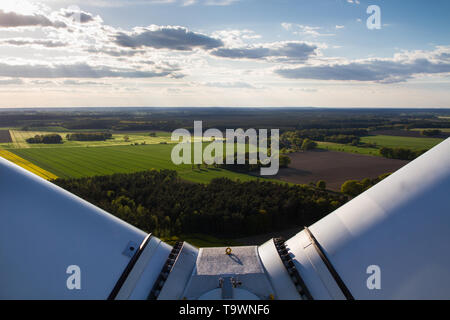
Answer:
(9, 143, 268, 184)
(1, 128, 267, 184)
(3, 129, 444, 187)
(2, 126, 446, 189)
(0, 130, 12, 143)
(275, 150, 409, 191)
(360, 135, 444, 151)
(2, 130, 174, 149)
(0, 149, 58, 180)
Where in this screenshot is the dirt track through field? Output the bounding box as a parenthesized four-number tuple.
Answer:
(0, 130, 12, 143)
(276, 150, 409, 191)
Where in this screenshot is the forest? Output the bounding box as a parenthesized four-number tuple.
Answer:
(54, 169, 348, 238)
(341, 173, 392, 196)
(1, 107, 449, 133)
(379, 147, 427, 161)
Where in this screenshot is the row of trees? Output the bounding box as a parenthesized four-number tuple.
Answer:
(54, 169, 348, 238)
(421, 129, 442, 137)
(295, 128, 368, 140)
(26, 134, 62, 144)
(341, 173, 391, 197)
(66, 132, 112, 141)
(220, 152, 292, 173)
(380, 147, 426, 161)
(280, 129, 367, 152)
(325, 134, 360, 145)
(280, 131, 317, 152)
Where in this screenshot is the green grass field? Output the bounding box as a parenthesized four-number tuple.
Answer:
(361, 135, 444, 150)
(10, 143, 269, 183)
(316, 141, 381, 156)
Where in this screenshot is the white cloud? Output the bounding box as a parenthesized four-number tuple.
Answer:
(202, 81, 258, 89)
(63, 79, 110, 85)
(0, 9, 66, 28)
(210, 41, 319, 62)
(35, 0, 239, 8)
(204, 0, 239, 6)
(114, 25, 224, 51)
(281, 22, 334, 37)
(0, 38, 67, 48)
(276, 47, 450, 83)
(182, 0, 197, 6)
(0, 78, 24, 85)
(0, 61, 180, 78)
(211, 29, 261, 47)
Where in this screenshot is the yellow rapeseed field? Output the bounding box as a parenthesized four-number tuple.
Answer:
(0, 149, 58, 180)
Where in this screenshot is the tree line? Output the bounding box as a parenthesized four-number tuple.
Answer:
(26, 134, 62, 144)
(340, 173, 392, 197)
(220, 152, 291, 173)
(421, 129, 442, 137)
(380, 147, 426, 161)
(66, 132, 112, 141)
(280, 129, 366, 152)
(295, 128, 368, 141)
(280, 131, 318, 152)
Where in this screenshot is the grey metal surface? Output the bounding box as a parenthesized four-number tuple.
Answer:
(0, 156, 147, 299)
(285, 231, 345, 300)
(115, 236, 171, 300)
(157, 242, 199, 300)
(257, 239, 302, 300)
(182, 246, 275, 300)
(197, 246, 263, 275)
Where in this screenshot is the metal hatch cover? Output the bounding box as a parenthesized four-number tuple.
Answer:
(181, 246, 275, 300)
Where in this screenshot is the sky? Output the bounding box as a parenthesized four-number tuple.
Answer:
(0, 0, 449, 108)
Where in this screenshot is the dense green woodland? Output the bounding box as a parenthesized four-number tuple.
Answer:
(380, 147, 426, 161)
(26, 134, 62, 144)
(421, 129, 442, 137)
(54, 169, 348, 238)
(341, 173, 391, 196)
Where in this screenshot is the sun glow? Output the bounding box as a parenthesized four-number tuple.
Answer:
(0, 0, 42, 15)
